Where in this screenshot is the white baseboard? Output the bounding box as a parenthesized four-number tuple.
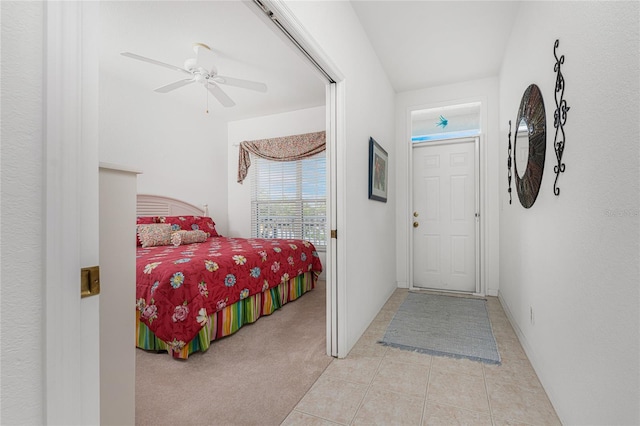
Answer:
(496, 291, 564, 424)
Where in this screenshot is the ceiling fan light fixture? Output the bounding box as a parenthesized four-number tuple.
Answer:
(184, 58, 197, 70)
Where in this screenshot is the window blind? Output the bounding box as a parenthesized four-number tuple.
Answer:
(251, 153, 326, 248)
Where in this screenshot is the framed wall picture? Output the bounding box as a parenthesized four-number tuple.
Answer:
(368, 137, 388, 202)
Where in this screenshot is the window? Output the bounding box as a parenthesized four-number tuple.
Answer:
(411, 102, 481, 142)
(251, 153, 326, 249)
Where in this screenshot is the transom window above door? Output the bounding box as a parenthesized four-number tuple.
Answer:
(411, 102, 481, 142)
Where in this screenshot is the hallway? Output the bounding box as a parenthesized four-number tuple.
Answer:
(283, 289, 561, 425)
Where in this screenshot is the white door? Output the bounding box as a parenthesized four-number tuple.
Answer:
(412, 139, 478, 292)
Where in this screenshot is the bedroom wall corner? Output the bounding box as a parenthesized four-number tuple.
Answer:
(98, 1, 229, 234)
(498, 2, 639, 424)
(97, 74, 229, 233)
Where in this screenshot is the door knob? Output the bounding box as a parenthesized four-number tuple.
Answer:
(413, 221, 419, 228)
(413, 211, 419, 217)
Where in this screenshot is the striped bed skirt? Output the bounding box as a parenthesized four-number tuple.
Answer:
(136, 271, 317, 359)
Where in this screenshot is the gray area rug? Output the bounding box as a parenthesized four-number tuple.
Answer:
(380, 292, 501, 364)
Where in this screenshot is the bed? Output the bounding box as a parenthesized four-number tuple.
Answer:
(135, 194, 323, 359)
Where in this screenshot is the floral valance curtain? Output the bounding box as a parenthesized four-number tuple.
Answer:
(237, 130, 326, 183)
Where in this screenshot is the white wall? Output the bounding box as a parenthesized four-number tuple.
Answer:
(395, 77, 501, 296)
(499, 2, 639, 424)
(0, 1, 46, 423)
(284, 1, 397, 353)
(98, 73, 230, 234)
(227, 106, 326, 276)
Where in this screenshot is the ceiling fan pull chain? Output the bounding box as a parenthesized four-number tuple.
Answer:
(206, 84, 209, 114)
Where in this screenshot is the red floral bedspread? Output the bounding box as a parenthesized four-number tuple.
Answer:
(136, 237, 322, 350)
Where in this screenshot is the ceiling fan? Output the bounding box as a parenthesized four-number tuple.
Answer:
(121, 43, 267, 108)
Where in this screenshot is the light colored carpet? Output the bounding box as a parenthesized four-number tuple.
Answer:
(136, 280, 331, 426)
(380, 292, 501, 364)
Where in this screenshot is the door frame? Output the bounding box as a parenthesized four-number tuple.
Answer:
(409, 137, 481, 294)
(251, 0, 347, 358)
(45, 2, 98, 423)
(44, 2, 349, 422)
(406, 101, 486, 296)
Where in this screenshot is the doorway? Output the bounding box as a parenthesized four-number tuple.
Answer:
(48, 0, 345, 422)
(409, 101, 482, 294)
(412, 138, 479, 293)
(250, 0, 342, 357)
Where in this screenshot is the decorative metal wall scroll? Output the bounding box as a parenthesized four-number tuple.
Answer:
(552, 39, 570, 196)
(514, 84, 546, 208)
(507, 120, 513, 204)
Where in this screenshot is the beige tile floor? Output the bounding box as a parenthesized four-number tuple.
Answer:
(282, 289, 561, 426)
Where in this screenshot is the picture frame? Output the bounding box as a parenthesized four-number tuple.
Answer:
(368, 137, 388, 202)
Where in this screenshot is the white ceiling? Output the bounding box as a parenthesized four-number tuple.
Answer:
(100, 1, 326, 122)
(350, 1, 521, 92)
(100, 1, 521, 121)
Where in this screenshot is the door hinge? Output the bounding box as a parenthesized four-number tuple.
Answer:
(330, 229, 337, 239)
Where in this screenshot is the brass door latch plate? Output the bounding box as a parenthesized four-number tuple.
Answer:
(81, 266, 100, 298)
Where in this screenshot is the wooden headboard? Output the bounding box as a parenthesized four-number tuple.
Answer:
(137, 194, 209, 217)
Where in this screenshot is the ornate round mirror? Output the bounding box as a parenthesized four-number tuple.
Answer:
(514, 84, 546, 208)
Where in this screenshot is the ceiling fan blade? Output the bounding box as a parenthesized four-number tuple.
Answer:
(154, 79, 195, 93)
(213, 75, 268, 93)
(121, 52, 191, 75)
(207, 82, 235, 107)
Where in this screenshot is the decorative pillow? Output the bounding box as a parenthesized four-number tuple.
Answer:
(194, 216, 220, 237)
(137, 224, 173, 248)
(157, 216, 220, 237)
(136, 216, 157, 246)
(170, 230, 208, 247)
